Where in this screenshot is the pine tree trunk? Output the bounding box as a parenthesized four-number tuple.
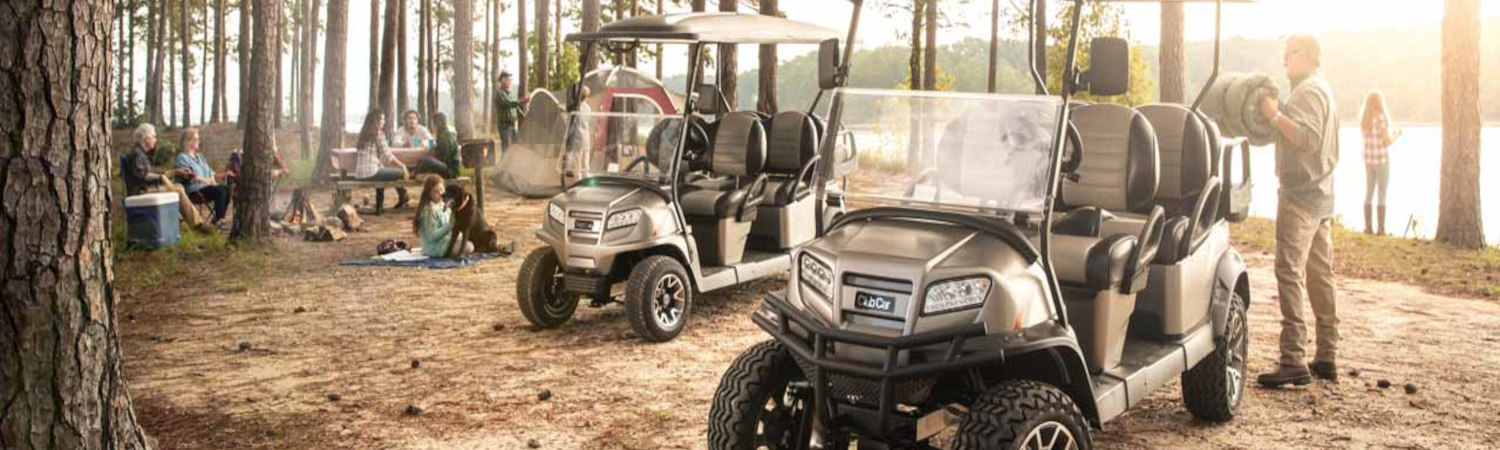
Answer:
(233, 0, 281, 242)
(690, 0, 703, 12)
(557, 0, 566, 68)
(212, 0, 227, 122)
(655, 0, 663, 80)
(454, 0, 475, 138)
(153, 0, 169, 126)
(517, 0, 528, 95)
(169, 45, 177, 127)
(988, 0, 998, 93)
(316, 0, 349, 183)
(147, 0, 157, 122)
(536, 0, 550, 90)
(396, 0, 408, 117)
(483, 0, 493, 132)
(908, 0, 921, 90)
(922, 0, 936, 91)
(1159, 1, 1185, 104)
(274, 6, 285, 130)
(199, 0, 209, 125)
(369, 0, 380, 107)
(417, 0, 428, 121)
(291, 0, 303, 121)
(757, 0, 778, 114)
(1436, 0, 1485, 248)
(239, 0, 252, 126)
(377, 0, 399, 135)
(0, 0, 156, 447)
(180, 0, 192, 127)
(300, 0, 321, 160)
(582, 0, 599, 71)
(717, 0, 737, 108)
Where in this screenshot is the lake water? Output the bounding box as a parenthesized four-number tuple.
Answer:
(1245, 126, 1500, 244)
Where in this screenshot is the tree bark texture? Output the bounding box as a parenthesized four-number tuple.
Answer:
(239, 0, 251, 125)
(152, 0, 168, 126)
(0, 0, 155, 447)
(454, 0, 475, 138)
(536, 0, 550, 90)
(417, 0, 428, 121)
(517, 0, 527, 95)
(396, 0, 408, 118)
(179, 0, 191, 126)
(717, 0, 737, 109)
(212, 0, 227, 122)
(1159, 1, 1185, 104)
(316, 0, 349, 184)
(369, 0, 380, 108)
(232, 0, 280, 242)
(1436, 0, 1485, 248)
(300, 0, 321, 160)
(377, 0, 399, 135)
(922, 0, 936, 91)
(988, 0, 998, 93)
(757, 0, 778, 114)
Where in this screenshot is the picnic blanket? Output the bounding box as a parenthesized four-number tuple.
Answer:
(1197, 72, 1281, 146)
(339, 249, 506, 269)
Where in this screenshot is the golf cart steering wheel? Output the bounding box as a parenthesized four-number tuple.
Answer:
(1062, 121, 1084, 177)
(644, 118, 711, 168)
(623, 155, 655, 173)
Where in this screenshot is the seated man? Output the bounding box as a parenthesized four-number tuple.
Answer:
(173, 128, 231, 225)
(123, 124, 210, 232)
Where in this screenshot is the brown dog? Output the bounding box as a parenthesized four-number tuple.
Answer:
(444, 184, 511, 256)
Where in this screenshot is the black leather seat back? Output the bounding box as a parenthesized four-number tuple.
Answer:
(1137, 104, 1211, 216)
(1064, 104, 1159, 215)
(766, 111, 818, 176)
(711, 111, 767, 178)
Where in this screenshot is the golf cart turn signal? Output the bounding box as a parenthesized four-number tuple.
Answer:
(922, 277, 992, 315)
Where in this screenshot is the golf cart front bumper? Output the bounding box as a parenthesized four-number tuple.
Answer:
(754, 291, 1009, 440)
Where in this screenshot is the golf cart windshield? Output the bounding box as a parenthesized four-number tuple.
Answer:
(561, 111, 684, 185)
(832, 88, 1064, 214)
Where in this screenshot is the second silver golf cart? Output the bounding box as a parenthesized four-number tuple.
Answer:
(516, 9, 866, 342)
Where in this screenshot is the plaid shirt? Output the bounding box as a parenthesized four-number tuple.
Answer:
(1363, 122, 1392, 166)
(354, 139, 393, 179)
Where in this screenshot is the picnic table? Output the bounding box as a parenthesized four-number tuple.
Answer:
(328, 142, 493, 216)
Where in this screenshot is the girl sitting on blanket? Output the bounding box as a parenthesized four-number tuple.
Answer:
(413, 176, 472, 258)
(412, 176, 512, 259)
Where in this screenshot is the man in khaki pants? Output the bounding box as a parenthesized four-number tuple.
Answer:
(1256, 35, 1341, 387)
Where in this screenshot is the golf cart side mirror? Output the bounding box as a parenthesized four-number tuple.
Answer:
(818, 39, 842, 90)
(1082, 37, 1130, 97)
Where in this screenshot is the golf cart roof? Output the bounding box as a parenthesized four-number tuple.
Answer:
(1094, 0, 1254, 2)
(566, 12, 843, 45)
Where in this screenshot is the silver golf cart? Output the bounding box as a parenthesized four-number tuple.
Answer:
(516, 6, 867, 342)
(707, 0, 1256, 448)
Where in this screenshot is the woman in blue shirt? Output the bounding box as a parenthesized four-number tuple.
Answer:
(173, 128, 231, 225)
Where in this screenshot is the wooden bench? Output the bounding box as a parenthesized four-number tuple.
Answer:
(333, 176, 472, 215)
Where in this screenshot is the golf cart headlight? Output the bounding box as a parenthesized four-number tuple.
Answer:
(922, 277, 992, 315)
(606, 209, 643, 230)
(799, 253, 835, 298)
(548, 202, 565, 224)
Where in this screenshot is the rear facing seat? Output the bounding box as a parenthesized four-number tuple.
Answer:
(1053, 103, 1166, 374)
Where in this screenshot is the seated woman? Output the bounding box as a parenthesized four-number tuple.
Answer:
(414, 176, 471, 258)
(123, 124, 210, 232)
(413, 113, 460, 179)
(173, 128, 232, 225)
(353, 108, 411, 208)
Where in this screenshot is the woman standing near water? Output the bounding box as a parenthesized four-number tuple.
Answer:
(1361, 90, 1403, 235)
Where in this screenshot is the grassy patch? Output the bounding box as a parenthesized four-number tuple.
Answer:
(1231, 217, 1500, 299)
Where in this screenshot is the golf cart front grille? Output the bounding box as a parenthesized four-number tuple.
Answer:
(756, 291, 1005, 440)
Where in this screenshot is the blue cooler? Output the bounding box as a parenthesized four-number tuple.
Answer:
(124, 192, 181, 249)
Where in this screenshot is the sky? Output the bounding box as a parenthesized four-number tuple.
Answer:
(131, 0, 1494, 128)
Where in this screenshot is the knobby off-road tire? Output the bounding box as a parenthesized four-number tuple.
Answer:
(516, 246, 579, 328)
(625, 255, 692, 342)
(707, 340, 846, 450)
(1182, 292, 1249, 422)
(955, 379, 1093, 450)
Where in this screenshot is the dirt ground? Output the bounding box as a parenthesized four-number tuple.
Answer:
(116, 191, 1500, 450)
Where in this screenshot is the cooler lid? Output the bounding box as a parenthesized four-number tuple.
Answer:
(124, 192, 180, 207)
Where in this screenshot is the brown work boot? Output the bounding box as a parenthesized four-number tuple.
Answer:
(1256, 365, 1313, 388)
(1308, 361, 1338, 381)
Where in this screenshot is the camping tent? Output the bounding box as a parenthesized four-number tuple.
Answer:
(492, 67, 683, 198)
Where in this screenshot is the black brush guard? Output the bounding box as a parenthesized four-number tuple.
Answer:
(754, 291, 1010, 443)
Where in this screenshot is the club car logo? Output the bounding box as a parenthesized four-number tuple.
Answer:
(854, 292, 896, 313)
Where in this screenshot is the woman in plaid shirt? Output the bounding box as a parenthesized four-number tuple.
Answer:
(1360, 90, 1403, 235)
